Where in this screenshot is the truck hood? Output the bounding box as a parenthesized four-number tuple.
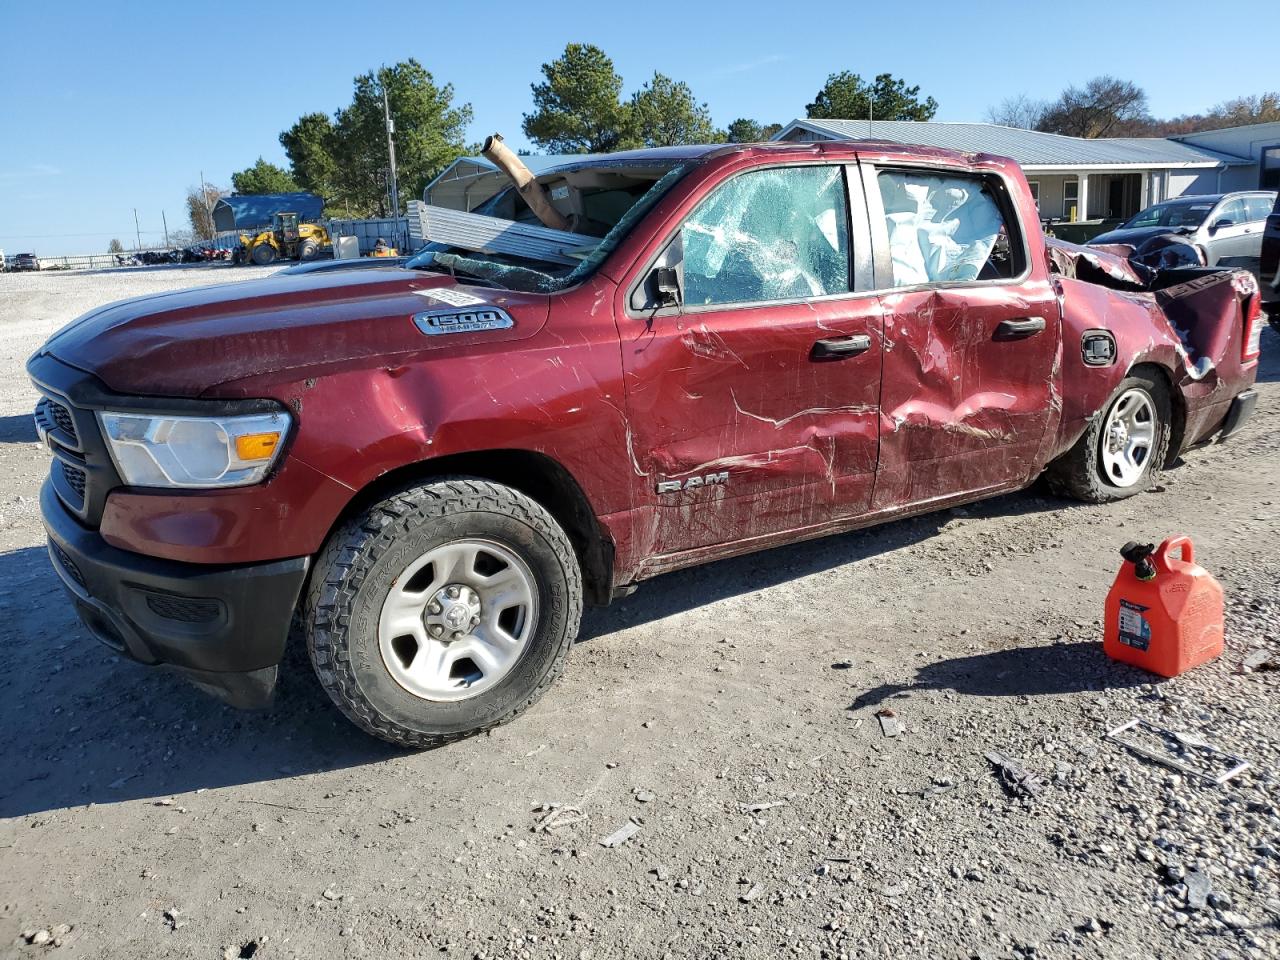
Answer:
(36, 268, 550, 396)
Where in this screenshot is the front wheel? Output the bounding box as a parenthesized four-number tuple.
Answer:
(250, 243, 276, 265)
(304, 479, 582, 747)
(1045, 371, 1171, 502)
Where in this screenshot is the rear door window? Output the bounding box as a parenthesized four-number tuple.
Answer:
(681, 165, 851, 307)
(1244, 196, 1274, 222)
(876, 170, 1017, 286)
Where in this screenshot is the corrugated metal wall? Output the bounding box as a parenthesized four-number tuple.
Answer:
(325, 218, 424, 255)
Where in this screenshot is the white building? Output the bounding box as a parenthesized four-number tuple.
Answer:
(774, 119, 1280, 223)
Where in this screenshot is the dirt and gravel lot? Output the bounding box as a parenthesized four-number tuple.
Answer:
(0, 265, 1277, 960)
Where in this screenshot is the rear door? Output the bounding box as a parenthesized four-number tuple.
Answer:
(617, 161, 883, 563)
(859, 161, 1062, 509)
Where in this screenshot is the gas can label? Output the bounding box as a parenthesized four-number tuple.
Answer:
(1118, 599, 1152, 651)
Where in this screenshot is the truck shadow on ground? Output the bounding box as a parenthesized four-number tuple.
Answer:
(0, 414, 38, 444)
(0, 546, 399, 819)
(1254, 324, 1280, 383)
(580, 487, 1071, 642)
(846, 640, 1152, 711)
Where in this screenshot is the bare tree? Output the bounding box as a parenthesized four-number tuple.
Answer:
(1036, 76, 1150, 138)
(186, 184, 223, 240)
(984, 94, 1048, 130)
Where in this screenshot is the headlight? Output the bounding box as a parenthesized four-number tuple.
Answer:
(98, 410, 292, 489)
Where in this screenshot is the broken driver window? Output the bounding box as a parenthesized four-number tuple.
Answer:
(877, 170, 1015, 287)
(681, 166, 851, 307)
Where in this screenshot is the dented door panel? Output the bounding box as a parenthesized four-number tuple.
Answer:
(873, 281, 1062, 507)
(617, 295, 883, 564)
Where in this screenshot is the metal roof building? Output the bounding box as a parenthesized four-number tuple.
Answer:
(774, 119, 1256, 224)
(212, 192, 324, 232)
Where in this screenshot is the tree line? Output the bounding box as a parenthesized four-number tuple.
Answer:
(184, 43, 1277, 238)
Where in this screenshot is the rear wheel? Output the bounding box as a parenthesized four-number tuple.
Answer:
(250, 243, 276, 266)
(1046, 371, 1171, 502)
(298, 239, 319, 261)
(305, 479, 582, 747)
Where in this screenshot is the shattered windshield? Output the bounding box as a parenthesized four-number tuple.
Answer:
(406, 163, 693, 293)
(1124, 199, 1215, 230)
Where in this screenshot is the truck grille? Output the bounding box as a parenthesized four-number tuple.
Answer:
(35, 396, 79, 446)
(61, 462, 87, 503)
(144, 593, 222, 624)
(50, 540, 86, 589)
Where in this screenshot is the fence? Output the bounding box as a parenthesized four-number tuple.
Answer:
(7, 218, 426, 273)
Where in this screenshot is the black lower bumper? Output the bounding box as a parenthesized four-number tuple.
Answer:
(1218, 389, 1258, 443)
(40, 479, 309, 708)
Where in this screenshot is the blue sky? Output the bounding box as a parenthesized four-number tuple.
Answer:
(1, 0, 1273, 255)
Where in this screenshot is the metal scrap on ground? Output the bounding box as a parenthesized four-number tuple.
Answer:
(875, 708, 903, 738)
(984, 750, 1047, 798)
(1105, 718, 1251, 786)
(599, 820, 641, 848)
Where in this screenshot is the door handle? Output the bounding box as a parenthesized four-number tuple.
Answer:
(811, 334, 872, 360)
(994, 317, 1046, 340)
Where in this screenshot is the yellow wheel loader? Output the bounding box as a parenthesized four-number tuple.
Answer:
(237, 212, 330, 266)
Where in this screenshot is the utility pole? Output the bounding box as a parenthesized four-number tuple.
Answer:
(133, 209, 142, 251)
(381, 68, 401, 250)
(199, 170, 215, 240)
(161, 210, 169, 248)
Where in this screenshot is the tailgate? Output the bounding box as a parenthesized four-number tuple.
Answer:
(1153, 269, 1263, 376)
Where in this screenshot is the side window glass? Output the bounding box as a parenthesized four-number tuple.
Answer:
(681, 166, 850, 307)
(1214, 199, 1245, 226)
(877, 170, 1015, 286)
(1245, 196, 1272, 222)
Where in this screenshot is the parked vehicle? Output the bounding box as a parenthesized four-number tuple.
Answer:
(11, 252, 40, 272)
(1089, 192, 1277, 268)
(28, 141, 1263, 745)
(1260, 192, 1280, 329)
(235, 212, 331, 266)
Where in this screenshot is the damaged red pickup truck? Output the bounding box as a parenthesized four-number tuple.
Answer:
(29, 141, 1263, 745)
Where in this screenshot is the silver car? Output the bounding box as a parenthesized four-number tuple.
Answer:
(1090, 191, 1278, 268)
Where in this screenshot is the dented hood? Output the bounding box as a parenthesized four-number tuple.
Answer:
(36, 268, 549, 396)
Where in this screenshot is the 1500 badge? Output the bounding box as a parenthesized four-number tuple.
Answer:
(413, 307, 514, 336)
(656, 472, 728, 494)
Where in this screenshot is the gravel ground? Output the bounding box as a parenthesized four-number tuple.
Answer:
(0, 266, 1277, 960)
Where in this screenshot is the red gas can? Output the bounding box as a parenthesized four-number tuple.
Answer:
(1104, 536, 1224, 677)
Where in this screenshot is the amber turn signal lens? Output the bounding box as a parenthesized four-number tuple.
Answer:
(234, 432, 281, 461)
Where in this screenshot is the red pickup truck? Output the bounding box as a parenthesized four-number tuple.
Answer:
(29, 141, 1263, 746)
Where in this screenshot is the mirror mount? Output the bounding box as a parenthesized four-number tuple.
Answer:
(653, 266, 681, 308)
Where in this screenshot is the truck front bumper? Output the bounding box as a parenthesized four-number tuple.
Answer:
(40, 479, 309, 708)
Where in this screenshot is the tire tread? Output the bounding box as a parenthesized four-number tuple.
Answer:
(304, 478, 581, 748)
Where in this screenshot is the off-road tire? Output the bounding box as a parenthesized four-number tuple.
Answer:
(1045, 370, 1171, 503)
(304, 478, 582, 747)
(298, 239, 319, 262)
(250, 243, 276, 266)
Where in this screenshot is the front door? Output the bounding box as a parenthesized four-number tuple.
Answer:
(617, 162, 883, 564)
(862, 163, 1062, 509)
(1203, 197, 1254, 265)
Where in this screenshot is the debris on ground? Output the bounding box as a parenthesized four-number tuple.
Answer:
(599, 820, 641, 848)
(740, 883, 763, 903)
(740, 800, 787, 814)
(1240, 648, 1279, 673)
(1105, 718, 1250, 785)
(875, 708, 902, 738)
(531, 804, 586, 832)
(1183, 868, 1212, 909)
(984, 750, 1047, 798)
